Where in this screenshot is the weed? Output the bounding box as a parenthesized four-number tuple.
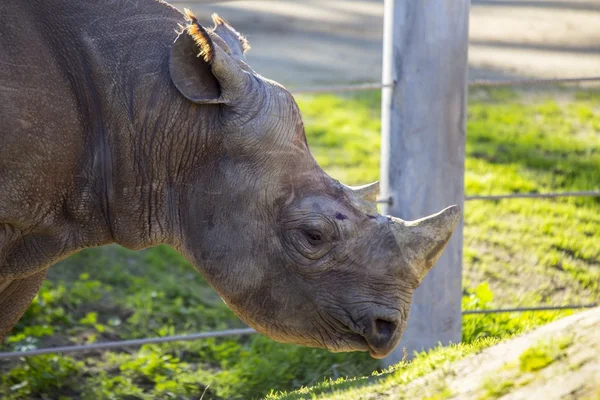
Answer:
(479, 378, 515, 399)
(519, 335, 573, 372)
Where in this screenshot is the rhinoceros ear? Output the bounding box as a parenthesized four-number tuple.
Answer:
(169, 10, 252, 104)
(211, 13, 250, 61)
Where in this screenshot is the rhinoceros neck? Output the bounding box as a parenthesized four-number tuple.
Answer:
(78, 4, 222, 250)
(102, 101, 222, 250)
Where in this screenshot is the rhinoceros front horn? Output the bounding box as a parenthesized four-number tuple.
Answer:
(390, 205, 461, 286)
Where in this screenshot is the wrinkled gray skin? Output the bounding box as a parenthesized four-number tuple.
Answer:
(0, 0, 460, 358)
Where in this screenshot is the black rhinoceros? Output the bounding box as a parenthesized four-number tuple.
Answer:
(0, 0, 459, 358)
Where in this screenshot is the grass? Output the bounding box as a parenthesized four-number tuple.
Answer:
(479, 378, 516, 400)
(518, 335, 573, 372)
(1, 87, 599, 399)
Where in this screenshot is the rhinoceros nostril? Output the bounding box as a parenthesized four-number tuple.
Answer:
(374, 318, 396, 340)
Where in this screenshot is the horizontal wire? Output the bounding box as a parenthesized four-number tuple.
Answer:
(377, 191, 600, 205)
(465, 190, 600, 201)
(0, 328, 256, 360)
(288, 76, 600, 95)
(463, 304, 598, 315)
(469, 76, 600, 87)
(290, 82, 394, 94)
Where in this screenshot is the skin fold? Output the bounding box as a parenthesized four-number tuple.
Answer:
(0, 0, 459, 358)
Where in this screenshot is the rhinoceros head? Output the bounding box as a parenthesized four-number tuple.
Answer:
(167, 11, 460, 358)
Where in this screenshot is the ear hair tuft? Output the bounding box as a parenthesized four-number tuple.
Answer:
(211, 13, 251, 54)
(183, 8, 214, 63)
(211, 13, 228, 26)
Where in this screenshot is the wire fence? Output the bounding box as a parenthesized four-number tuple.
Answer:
(290, 82, 394, 94)
(469, 76, 600, 88)
(0, 328, 256, 360)
(462, 303, 598, 316)
(287, 76, 600, 95)
(378, 190, 600, 205)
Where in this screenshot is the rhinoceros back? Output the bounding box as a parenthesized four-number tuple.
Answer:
(0, 0, 182, 225)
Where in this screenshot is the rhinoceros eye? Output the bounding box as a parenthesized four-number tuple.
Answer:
(280, 206, 340, 265)
(303, 229, 323, 245)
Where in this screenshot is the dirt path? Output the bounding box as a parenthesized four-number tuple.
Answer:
(170, 0, 600, 86)
(383, 308, 600, 399)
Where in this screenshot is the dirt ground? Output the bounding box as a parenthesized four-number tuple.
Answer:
(170, 0, 600, 87)
(382, 307, 600, 399)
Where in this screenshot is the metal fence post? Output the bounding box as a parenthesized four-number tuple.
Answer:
(380, 0, 469, 365)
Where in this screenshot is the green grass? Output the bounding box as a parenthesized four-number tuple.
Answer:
(518, 335, 573, 372)
(1, 87, 599, 399)
(479, 378, 516, 400)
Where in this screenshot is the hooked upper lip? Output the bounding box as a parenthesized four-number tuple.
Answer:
(364, 336, 399, 359)
(318, 307, 402, 358)
(346, 314, 402, 359)
(367, 345, 395, 359)
(342, 329, 397, 359)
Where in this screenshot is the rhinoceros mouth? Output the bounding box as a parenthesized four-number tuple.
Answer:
(326, 332, 371, 354)
(311, 306, 401, 357)
(343, 313, 402, 359)
(327, 329, 397, 358)
(346, 330, 399, 359)
(367, 342, 398, 359)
